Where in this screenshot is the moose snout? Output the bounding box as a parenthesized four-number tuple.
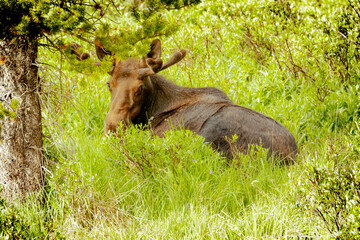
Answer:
(103, 122, 119, 135)
(103, 111, 130, 135)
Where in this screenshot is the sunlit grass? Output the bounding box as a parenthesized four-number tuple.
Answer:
(5, 0, 360, 238)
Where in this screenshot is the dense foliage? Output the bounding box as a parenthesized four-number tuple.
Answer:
(0, 0, 87, 39)
(1, 0, 360, 238)
(0, 0, 199, 55)
(0, 196, 30, 239)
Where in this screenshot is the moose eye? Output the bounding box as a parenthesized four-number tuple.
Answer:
(135, 85, 144, 96)
(106, 82, 111, 90)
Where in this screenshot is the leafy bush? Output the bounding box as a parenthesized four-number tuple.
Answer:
(25, 0, 360, 238)
(297, 135, 360, 239)
(105, 124, 223, 179)
(0, 190, 66, 239)
(299, 166, 360, 238)
(0, 196, 30, 239)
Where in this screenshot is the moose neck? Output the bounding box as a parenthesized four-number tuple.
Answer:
(149, 74, 196, 115)
(132, 74, 233, 127)
(132, 74, 195, 125)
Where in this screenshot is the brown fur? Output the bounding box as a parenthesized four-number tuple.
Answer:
(96, 40, 298, 162)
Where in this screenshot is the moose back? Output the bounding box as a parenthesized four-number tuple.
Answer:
(75, 39, 298, 162)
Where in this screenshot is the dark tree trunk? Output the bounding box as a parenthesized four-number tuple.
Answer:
(0, 37, 43, 201)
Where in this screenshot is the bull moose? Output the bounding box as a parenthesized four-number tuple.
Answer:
(74, 39, 298, 162)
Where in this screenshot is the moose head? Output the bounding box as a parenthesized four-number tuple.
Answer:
(96, 39, 186, 134)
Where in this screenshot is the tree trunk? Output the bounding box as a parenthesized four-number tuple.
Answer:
(0, 37, 43, 201)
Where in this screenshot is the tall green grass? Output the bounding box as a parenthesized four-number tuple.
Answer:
(2, 0, 360, 239)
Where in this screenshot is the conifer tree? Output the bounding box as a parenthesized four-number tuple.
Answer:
(0, 0, 199, 201)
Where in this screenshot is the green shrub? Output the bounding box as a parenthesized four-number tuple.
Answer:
(300, 166, 360, 238)
(30, 0, 360, 238)
(105, 124, 224, 179)
(0, 196, 30, 239)
(297, 135, 360, 239)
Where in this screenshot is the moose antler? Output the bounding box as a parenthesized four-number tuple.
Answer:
(145, 39, 163, 73)
(71, 39, 186, 77)
(145, 39, 186, 74)
(160, 49, 186, 71)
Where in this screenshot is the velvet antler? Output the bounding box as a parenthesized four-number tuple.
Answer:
(145, 39, 186, 74)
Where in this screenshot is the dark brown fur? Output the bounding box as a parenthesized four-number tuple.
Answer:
(86, 39, 298, 162)
(130, 75, 298, 162)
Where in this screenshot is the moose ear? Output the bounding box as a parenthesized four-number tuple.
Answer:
(147, 39, 161, 59)
(138, 68, 155, 78)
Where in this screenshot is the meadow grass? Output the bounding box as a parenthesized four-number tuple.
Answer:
(3, 0, 360, 239)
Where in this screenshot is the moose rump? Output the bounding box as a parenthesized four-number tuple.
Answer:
(76, 39, 298, 162)
(198, 105, 297, 160)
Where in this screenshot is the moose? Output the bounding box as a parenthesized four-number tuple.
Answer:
(73, 39, 298, 162)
